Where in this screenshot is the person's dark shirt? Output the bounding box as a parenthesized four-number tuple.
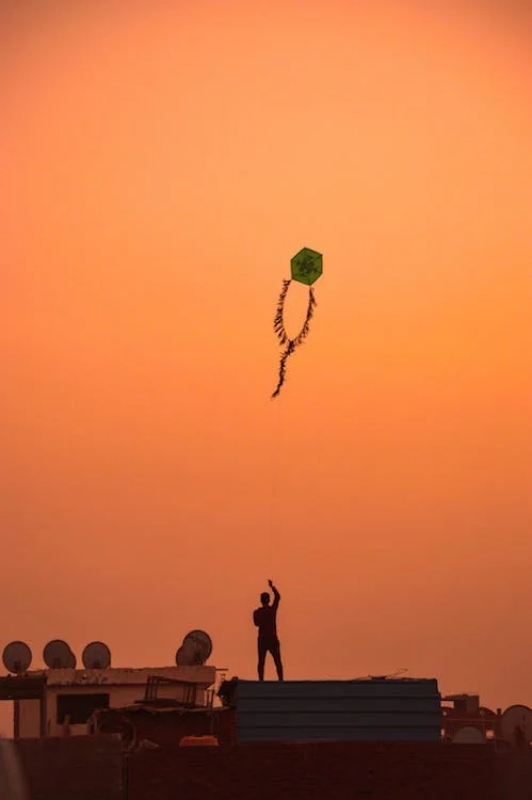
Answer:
(253, 588, 280, 638)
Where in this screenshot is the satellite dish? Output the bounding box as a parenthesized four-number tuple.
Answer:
(501, 705, 532, 743)
(82, 642, 111, 670)
(452, 726, 486, 744)
(176, 640, 198, 666)
(182, 630, 212, 664)
(2, 641, 32, 674)
(66, 648, 77, 669)
(43, 640, 75, 669)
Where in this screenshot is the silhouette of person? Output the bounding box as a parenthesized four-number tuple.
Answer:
(253, 579, 284, 681)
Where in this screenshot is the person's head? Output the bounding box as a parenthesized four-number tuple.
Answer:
(260, 592, 270, 606)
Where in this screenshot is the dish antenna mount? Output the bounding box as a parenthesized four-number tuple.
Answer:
(82, 641, 111, 670)
(2, 641, 33, 675)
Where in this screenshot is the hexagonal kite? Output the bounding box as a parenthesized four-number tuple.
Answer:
(272, 247, 323, 398)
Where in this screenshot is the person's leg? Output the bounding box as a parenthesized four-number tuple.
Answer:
(271, 638, 284, 681)
(257, 637, 267, 680)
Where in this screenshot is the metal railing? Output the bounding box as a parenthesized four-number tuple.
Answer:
(143, 675, 215, 708)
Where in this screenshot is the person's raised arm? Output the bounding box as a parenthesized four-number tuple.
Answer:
(268, 579, 280, 609)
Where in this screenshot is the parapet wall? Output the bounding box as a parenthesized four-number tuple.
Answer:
(8, 733, 532, 800)
(13, 734, 123, 800)
(127, 741, 511, 800)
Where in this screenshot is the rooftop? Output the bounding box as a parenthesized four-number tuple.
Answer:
(1, 665, 216, 690)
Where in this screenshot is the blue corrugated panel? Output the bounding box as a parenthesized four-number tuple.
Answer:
(236, 679, 442, 743)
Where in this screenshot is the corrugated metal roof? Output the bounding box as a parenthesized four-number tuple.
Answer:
(236, 679, 442, 743)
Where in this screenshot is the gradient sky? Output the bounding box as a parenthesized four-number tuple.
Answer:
(1, 0, 531, 733)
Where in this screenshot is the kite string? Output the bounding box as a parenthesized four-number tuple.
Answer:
(267, 394, 281, 573)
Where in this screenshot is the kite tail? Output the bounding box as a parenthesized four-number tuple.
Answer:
(271, 285, 317, 399)
(293, 286, 316, 347)
(273, 279, 291, 345)
(271, 341, 295, 399)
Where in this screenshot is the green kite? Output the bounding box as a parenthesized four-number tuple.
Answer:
(271, 247, 323, 398)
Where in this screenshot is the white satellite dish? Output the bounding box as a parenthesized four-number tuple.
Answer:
(501, 705, 532, 744)
(452, 726, 486, 744)
(43, 640, 76, 669)
(2, 642, 32, 675)
(82, 642, 111, 670)
(182, 630, 212, 663)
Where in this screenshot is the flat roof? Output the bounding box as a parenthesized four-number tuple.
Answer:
(14, 665, 216, 689)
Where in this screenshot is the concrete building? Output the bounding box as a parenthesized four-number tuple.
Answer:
(1, 665, 216, 738)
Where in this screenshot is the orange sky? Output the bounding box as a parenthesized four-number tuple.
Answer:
(1, 0, 531, 733)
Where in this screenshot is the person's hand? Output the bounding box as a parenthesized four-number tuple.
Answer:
(268, 579, 273, 588)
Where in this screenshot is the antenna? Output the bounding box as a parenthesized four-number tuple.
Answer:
(452, 726, 485, 744)
(82, 641, 111, 670)
(501, 705, 532, 744)
(43, 640, 76, 670)
(2, 641, 32, 675)
(175, 630, 213, 667)
(182, 630, 212, 664)
(176, 640, 198, 666)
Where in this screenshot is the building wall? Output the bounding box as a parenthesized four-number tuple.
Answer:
(18, 686, 152, 738)
(17, 666, 216, 738)
(13, 734, 123, 800)
(7, 733, 532, 800)
(18, 700, 40, 738)
(126, 741, 532, 800)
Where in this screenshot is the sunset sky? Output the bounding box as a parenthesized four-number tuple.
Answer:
(1, 0, 531, 733)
